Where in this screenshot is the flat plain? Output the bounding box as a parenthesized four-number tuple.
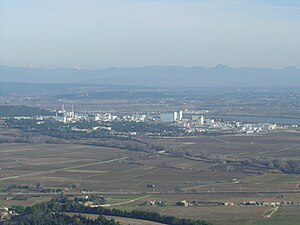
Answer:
(0, 131, 300, 224)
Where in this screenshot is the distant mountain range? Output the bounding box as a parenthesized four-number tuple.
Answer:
(1, 65, 300, 87)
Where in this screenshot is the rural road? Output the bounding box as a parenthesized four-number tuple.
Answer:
(101, 195, 151, 207)
(0, 157, 128, 182)
(263, 206, 279, 218)
(1, 190, 300, 196)
(208, 136, 230, 144)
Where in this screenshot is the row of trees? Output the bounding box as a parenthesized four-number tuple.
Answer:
(195, 152, 300, 174)
(5, 119, 183, 139)
(240, 157, 300, 174)
(5, 199, 119, 225)
(4, 118, 177, 153)
(5, 213, 119, 225)
(110, 121, 182, 135)
(9, 198, 212, 225)
(5, 118, 300, 174)
(59, 199, 212, 225)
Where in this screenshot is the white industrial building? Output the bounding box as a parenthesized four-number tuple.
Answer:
(160, 111, 183, 122)
(191, 115, 205, 125)
(55, 104, 76, 123)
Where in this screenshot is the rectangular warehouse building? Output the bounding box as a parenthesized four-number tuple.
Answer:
(160, 111, 182, 122)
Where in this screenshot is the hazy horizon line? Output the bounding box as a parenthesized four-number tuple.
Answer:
(1, 64, 299, 70)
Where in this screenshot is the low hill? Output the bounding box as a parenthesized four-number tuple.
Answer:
(1, 65, 300, 87)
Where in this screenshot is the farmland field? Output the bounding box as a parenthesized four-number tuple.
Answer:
(0, 133, 299, 224)
(149, 131, 300, 159)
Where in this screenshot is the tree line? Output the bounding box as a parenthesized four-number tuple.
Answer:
(4, 213, 119, 225)
(0, 105, 54, 117)
(5, 198, 212, 225)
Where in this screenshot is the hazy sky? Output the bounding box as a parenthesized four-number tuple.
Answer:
(1, 0, 300, 68)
